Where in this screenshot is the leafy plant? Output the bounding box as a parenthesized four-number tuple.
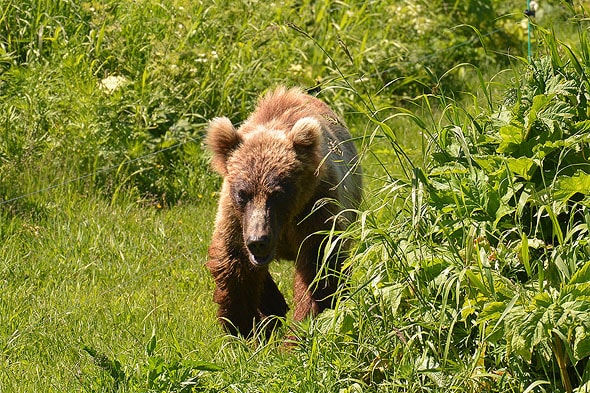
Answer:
(82, 345, 127, 390)
(409, 30, 590, 392)
(83, 332, 221, 392)
(143, 333, 221, 392)
(338, 10, 590, 392)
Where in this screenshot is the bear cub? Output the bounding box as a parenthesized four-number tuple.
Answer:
(205, 86, 362, 337)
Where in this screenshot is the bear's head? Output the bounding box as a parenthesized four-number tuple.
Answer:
(206, 116, 325, 267)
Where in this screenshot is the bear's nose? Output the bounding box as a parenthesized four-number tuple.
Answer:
(246, 235, 271, 257)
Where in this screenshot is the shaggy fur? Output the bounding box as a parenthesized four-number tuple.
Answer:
(205, 86, 362, 337)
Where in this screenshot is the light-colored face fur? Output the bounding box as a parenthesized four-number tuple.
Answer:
(206, 116, 324, 266)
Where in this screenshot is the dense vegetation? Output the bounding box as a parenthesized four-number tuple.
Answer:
(1, 0, 590, 392)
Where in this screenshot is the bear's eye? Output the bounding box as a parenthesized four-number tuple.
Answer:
(270, 183, 293, 199)
(233, 188, 251, 206)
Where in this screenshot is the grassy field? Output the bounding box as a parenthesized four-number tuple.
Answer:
(1, 195, 215, 389)
(2, 0, 590, 392)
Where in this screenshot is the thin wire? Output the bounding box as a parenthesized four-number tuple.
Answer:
(526, 0, 533, 63)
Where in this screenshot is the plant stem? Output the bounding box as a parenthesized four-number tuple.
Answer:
(552, 332, 573, 393)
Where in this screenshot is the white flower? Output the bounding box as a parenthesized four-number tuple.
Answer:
(99, 75, 127, 93)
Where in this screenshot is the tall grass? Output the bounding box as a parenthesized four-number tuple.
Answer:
(338, 25, 590, 393)
(0, 0, 523, 206)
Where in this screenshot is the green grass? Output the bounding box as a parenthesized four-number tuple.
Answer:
(0, 193, 221, 390)
(2, 0, 590, 392)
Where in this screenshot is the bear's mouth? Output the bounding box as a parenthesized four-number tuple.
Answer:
(245, 232, 276, 267)
(248, 251, 275, 267)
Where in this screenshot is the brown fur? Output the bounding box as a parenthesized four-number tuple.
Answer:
(205, 87, 362, 337)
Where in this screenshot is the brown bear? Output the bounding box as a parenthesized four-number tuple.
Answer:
(205, 86, 362, 337)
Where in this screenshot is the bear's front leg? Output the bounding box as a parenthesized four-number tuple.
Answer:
(207, 238, 267, 337)
(207, 219, 289, 337)
(292, 240, 343, 322)
(258, 272, 289, 333)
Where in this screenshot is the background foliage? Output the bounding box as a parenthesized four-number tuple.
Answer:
(1, 0, 590, 392)
(0, 0, 528, 206)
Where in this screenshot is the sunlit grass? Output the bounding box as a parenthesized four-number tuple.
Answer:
(0, 193, 220, 390)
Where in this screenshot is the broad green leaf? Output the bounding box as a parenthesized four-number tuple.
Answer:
(508, 300, 553, 363)
(569, 260, 590, 286)
(461, 297, 477, 320)
(527, 94, 551, 126)
(531, 315, 548, 349)
(561, 297, 590, 313)
(464, 269, 488, 294)
(374, 284, 404, 316)
(493, 203, 516, 230)
(533, 291, 553, 309)
(531, 140, 560, 160)
(497, 124, 524, 154)
(506, 157, 537, 180)
(478, 301, 506, 323)
(528, 94, 573, 132)
(561, 284, 590, 300)
(544, 75, 578, 96)
(146, 332, 157, 357)
(183, 360, 222, 372)
(574, 324, 590, 360)
(339, 313, 357, 337)
(573, 120, 590, 133)
(478, 301, 510, 342)
(554, 171, 590, 201)
(472, 154, 502, 172)
(508, 311, 536, 362)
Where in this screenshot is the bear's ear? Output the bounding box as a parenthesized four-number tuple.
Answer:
(206, 117, 241, 175)
(288, 117, 322, 149)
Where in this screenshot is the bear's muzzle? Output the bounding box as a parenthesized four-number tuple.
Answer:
(243, 204, 277, 267)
